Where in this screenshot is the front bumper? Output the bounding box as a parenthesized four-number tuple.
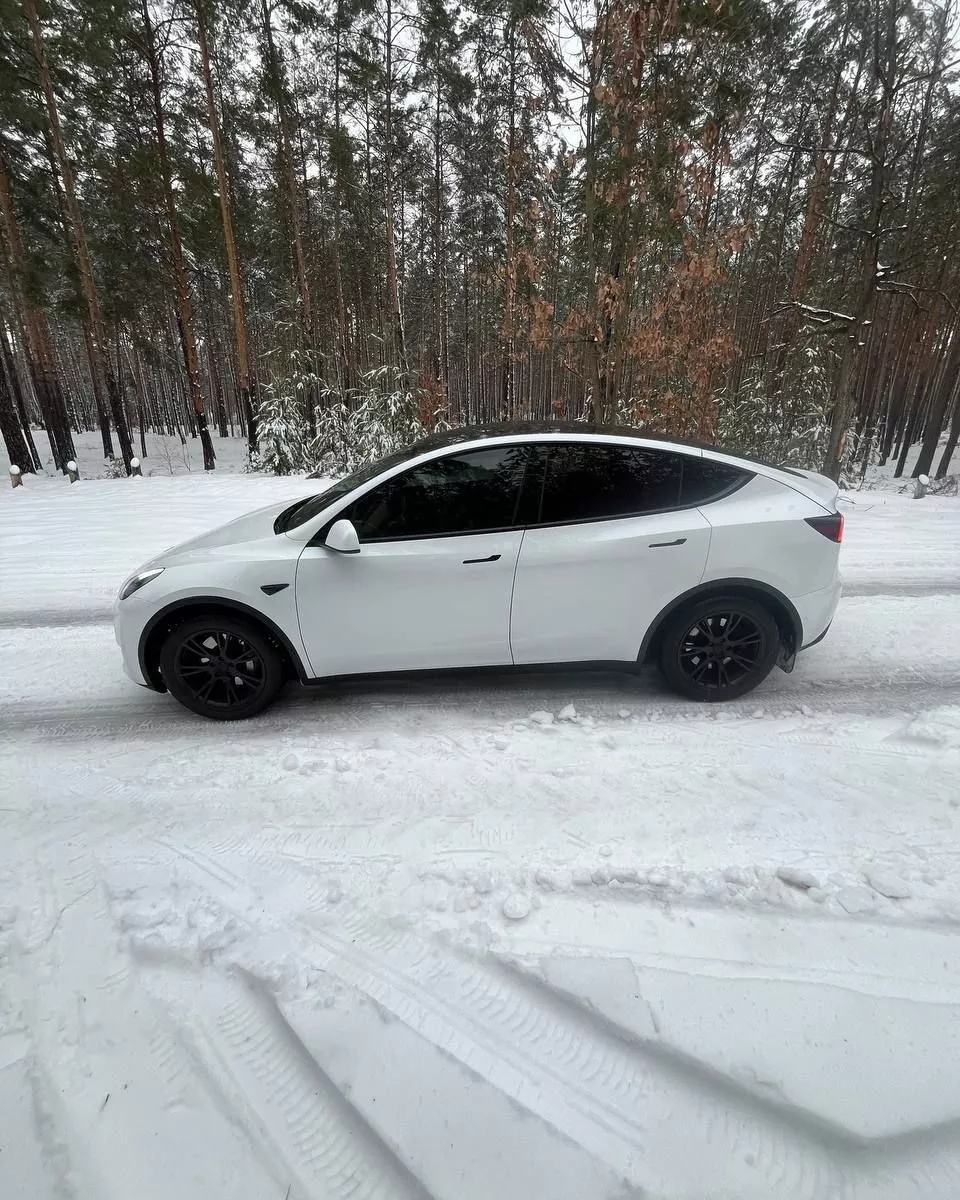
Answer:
(114, 603, 153, 688)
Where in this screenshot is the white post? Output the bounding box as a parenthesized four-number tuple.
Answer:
(66, 459, 79, 483)
(130, 457, 142, 477)
(913, 473, 930, 499)
(9, 464, 22, 488)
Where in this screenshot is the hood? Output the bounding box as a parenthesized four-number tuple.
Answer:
(146, 498, 301, 566)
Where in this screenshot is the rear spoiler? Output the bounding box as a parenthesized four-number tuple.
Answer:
(784, 468, 840, 512)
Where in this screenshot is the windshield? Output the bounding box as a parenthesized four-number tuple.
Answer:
(276, 444, 430, 532)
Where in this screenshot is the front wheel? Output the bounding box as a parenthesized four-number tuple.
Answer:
(159, 616, 283, 720)
(658, 596, 781, 702)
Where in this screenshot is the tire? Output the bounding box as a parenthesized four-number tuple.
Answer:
(658, 595, 781, 702)
(159, 615, 284, 720)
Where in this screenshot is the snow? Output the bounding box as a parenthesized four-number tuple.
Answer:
(867, 869, 914, 900)
(2, 465, 960, 1198)
(501, 894, 533, 920)
(2, 427, 259, 479)
(777, 866, 820, 890)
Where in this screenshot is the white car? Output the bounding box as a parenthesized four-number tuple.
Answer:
(115, 425, 843, 719)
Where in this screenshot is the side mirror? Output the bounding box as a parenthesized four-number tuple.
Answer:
(324, 518, 361, 554)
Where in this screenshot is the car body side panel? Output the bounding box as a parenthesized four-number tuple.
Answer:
(697, 474, 842, 639)
(114, 534, 308, 687)
(510, 509, 713, 664)
(294, 531, 524, 677)
(796, 580, 842, 647)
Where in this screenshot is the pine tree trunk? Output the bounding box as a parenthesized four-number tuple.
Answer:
(25, 0, 133, 472)
(0, 300, 42, 470)
(913, 326, 960, 478)
(80, 315, 114, 458)
(261, 0, 315, 394)
(0, 154, 75, 470)
(141, 0, 215, 470)
(196, 0, 257, 454)
(936, 397, 960, 478)
(432, 73, 447, 411)
(0, 333, 32, 470)
(500, 21, 517, 418)
(383, 0, 407, 379)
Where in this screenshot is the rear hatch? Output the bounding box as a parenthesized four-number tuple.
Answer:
(700, 447, 841, 511)
(780, 468, 840, 512)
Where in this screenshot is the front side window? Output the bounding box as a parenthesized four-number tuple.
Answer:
(345, 445, 535, 541)
(538, 444, 684, 524)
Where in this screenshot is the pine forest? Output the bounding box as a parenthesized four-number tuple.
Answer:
(1, 0, 958, 482)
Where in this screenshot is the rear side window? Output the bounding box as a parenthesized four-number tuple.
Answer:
(345, 444, 535, 541)
(539, 445, 683, 524)
(679, 457, 749, 505)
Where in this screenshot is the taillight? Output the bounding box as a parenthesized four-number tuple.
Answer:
(805, 513, 844, 543)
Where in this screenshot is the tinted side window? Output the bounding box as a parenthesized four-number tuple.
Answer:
(679, 457, 748, 505)
(346, 445, 533, 541)
(539, 445, 683, 524)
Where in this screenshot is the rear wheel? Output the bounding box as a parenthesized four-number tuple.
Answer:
(658, 596, 780, 702)
(159, 616, 283, 720)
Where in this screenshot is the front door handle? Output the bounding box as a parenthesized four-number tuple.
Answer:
(648, 538, 687, 548)
(463, 554, 501, 564)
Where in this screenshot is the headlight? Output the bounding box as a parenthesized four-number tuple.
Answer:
(119, 567, 165, 601)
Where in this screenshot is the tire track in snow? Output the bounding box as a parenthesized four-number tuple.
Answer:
(841, 581, 960, 597)
(0, 608, 114, 629)
(113, 840, 960, 1198)
(139, 840, 842, 1198)
(2, 676, 960, 742)
(285, 919, 845, 1199)
(1, 576, 957, 628)
(136, 960, 438, 1200)
(273, 912, 960, 1196)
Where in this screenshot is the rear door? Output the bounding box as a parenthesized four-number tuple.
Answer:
(509, 443, 714, 664)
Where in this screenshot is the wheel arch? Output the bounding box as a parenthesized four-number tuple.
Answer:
(138, 596, 309, 692)
(638, 578, 802, 666)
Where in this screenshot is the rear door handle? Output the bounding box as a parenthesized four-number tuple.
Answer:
(463, 554, 501, 564)
(649, 538, 687, 548)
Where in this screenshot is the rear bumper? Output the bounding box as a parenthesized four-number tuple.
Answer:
(796, 578, 842, 650)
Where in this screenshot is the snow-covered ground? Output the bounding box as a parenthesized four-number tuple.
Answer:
(3, 428, 257, 479)
(2, 459, 960, 1199)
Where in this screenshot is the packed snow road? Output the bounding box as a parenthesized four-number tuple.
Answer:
(2, 474, 960, 1200)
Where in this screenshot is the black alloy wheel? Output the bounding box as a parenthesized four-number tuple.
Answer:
(159, 616, 283, 719)
(658, 596, 781, 702)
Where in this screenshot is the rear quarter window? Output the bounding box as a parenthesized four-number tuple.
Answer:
(679, 458, 751, 505)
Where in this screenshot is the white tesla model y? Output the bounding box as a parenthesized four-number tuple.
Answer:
(115, 425, 843, 719)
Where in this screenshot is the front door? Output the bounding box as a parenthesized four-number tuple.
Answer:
(295, 444, 534, 678)
(510, 443, 713, 664)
